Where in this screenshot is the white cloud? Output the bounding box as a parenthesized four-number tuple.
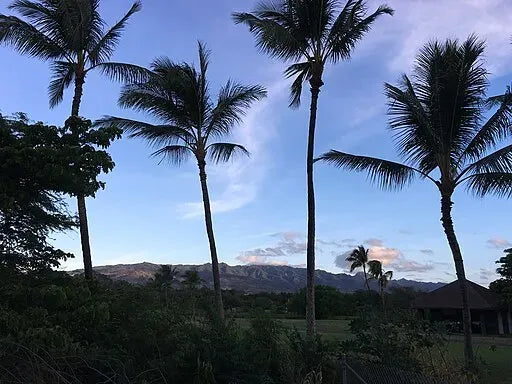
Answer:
(177, 79, 289, 219)
(236, 254, 289, 266)
(377, 0, 512, 75)
(365, 238, 384, 247)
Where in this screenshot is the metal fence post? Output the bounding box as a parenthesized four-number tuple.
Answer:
(341, 354, 347, 384)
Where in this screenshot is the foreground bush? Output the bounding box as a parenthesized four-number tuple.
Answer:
(0, 269, 340, 383)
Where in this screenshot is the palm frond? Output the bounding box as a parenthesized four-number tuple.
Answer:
(284, 61, 311, 108)
(318, 150, 424, 190)
(459, 144, 512, 180)
(94, 62, 152, 83)
(465, 172, 512, 198)
(94, 116, 194, 147)
(88, 1, 141, 65)
(0, 14, 64, 59)
(232, 9, 306, 61)
(151, 145, 192, 166)
(207, 81, 266, 137)
(48, 60, 75, 108)
(384, 76, 439, 173)
(207, 143, 249, 164)
(414, 36, 487, 161)
(327, 1, 393, 63)
(460, 86, 512, 161)
(367, 260, 382, 279)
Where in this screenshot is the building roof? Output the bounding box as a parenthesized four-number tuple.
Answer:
(411, 280, 500, 310)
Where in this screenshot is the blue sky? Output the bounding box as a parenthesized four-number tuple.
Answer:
(1, 0, 511, 285)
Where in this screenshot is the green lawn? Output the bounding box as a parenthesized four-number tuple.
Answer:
(237, 318, 512, 384)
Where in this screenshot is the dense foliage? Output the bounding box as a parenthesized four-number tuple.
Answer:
(0, 115, 120, 272)
(0, 269, 339, 384)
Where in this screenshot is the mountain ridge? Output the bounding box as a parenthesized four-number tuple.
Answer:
(69, 262, 445, 293)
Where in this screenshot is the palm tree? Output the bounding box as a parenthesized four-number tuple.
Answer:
(155, 264, 179, 307)
(96, 43, 266, 321)
(346, 245, 370, 291)
(233, 0, 393, 342)
(0, 0, 146, 280)
(318, 36, 512, 370)
(367, 260, 392, 307)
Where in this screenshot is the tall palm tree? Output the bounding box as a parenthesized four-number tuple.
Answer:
(319, 36, 512, 370)
(96, 43, 266, 321)
(233, 0, 393, 342)
(0, 0, 146, 280)
(346, 245, 370, 291)
(367, 260, 392, 307)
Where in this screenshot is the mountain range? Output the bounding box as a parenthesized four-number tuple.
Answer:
(70, 262, 445, 293)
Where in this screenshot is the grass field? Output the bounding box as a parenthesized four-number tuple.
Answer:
(237, 318, 512, 384)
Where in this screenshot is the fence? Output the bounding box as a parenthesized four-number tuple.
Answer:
(340, 356, 448, 384)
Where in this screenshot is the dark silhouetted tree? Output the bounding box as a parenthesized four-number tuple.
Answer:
(233, 0, 393, 342)
(96, 43, 266, 321)
(347, 245, 370, 291)
(319, 36, 512, 369)
(0, 0, 145, 279)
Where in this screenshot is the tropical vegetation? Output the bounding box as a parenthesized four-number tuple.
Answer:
(95, 43, 266, 320)
(233, 0, 393, 343)
(319, 35, 512, 370)
(0, 0, 145, 279)
(1, 0, 512, 382)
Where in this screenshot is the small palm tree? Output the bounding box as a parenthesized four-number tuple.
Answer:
(367, 260, 392, 307)
(319, 36, 512, 370)
(233, 0, 393, 342)
(154, 264, 179, 307)
(0, 0, 146, 280)
(346, 245, 370, 291)
(96, 43, 266, 321)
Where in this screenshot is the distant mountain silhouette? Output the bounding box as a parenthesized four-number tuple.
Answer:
(69, 262, 445, 293)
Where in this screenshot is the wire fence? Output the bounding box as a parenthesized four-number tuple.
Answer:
(340, 356, 449, 384)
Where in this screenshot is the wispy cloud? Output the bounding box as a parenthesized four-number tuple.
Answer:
(178, 79, 288, 218)
(487, 237, 511, 249)
(378, 0, 512, 75)
(420, 249, 434, 255)
(365, 238, 384, 247)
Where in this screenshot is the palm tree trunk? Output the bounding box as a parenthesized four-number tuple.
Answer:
(306, 77, 323, 344)
(363, 264, 370, 292)
(197, 159, 225, 321)
(72, 75, 93, 281)
(440, 195, 475, 370)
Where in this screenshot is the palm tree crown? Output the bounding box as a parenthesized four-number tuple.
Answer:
(319, 36, 512, 200)
(233, 0, 393, 106)
(346, 245, 370, 291)
(0, 0, 146, 111)
(98, 42, 266, 166)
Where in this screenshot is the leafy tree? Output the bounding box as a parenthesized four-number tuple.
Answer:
(233, 0, 393, 342)
(490, 248, 512, 310)
(97, 43, 266, 321)
(346, 245, 370, 291)
(319, 36, 512, 369)
(0, 0, 145, 279)
(182, 269, 202, 291)
(367, 260, 392, 310)
(496, 248, 512, 279)
(0, 114, 120, 272)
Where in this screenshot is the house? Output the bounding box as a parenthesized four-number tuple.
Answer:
(412, 280, 511, 335)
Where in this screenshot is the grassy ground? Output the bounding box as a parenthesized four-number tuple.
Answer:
(237, 318, 512, 384)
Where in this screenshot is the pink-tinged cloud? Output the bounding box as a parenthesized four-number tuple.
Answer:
(487, 237, 511, 249)
(368, 246, 401, 265)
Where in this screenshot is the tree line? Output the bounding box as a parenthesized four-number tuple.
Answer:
(2, 0, 512, 373)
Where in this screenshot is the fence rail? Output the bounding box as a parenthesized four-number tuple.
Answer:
(340, 355, 448, 384)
